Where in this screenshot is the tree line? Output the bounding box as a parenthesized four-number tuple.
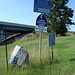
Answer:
(45, 0, 75, 36)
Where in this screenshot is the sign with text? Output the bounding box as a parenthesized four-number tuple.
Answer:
(9, 45, 28, 66)
(34, 0, 51, 14)
(49, 33, 55, 47)
(35, 14, 47, 33)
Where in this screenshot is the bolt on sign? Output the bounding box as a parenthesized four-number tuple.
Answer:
(9, 45, 28, 66)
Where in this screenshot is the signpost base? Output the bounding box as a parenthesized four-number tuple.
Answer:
(12, 65, 15, 70)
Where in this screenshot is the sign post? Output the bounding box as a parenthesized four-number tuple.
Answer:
(35, 14, 47, 63)
(5, 26, 8, 72)
(39, 32, 42, 63)
(49, 33, 55, 59)
(34, 0, 51, 63)
(51, 46, 53, 59)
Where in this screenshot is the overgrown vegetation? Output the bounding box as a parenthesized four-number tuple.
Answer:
(45, 0, 75, 36)
(0, 33, 75, 75)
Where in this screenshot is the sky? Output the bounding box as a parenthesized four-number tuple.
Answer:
(0, 0, 75, 31)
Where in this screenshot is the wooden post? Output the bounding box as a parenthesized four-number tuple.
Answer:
(51, 46, 53, 59)
(5, 26, 8, 72)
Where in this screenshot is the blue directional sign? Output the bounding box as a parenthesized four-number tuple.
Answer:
(35, 14, 47, 33)
(36, 14, 47, 27)
(49, 33, 55, 47)
(34, 0, 51, 14)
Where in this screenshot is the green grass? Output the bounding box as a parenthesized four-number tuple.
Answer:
(0, 33, 75, 75)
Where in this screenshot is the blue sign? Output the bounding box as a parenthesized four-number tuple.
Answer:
(36, 14, 47, 27)
(34, 0, 51, 14)
(35, 14, 47, 33)
(49, 33, 55, 47)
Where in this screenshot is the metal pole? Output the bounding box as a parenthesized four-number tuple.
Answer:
(39, 32, 42, 63)
(5, 26, 8, 72)
(51, 46, 53, 59)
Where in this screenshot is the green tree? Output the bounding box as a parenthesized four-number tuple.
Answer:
(45, 0, 74, 36)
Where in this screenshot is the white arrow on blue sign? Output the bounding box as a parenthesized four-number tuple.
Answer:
(49, 33, 55, 47)
(36, 14, 47, 27)
(35, 14, 47, 33)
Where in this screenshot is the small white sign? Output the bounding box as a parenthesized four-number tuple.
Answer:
(35, 26, 47, 33)
(9, 45, 28, 66)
